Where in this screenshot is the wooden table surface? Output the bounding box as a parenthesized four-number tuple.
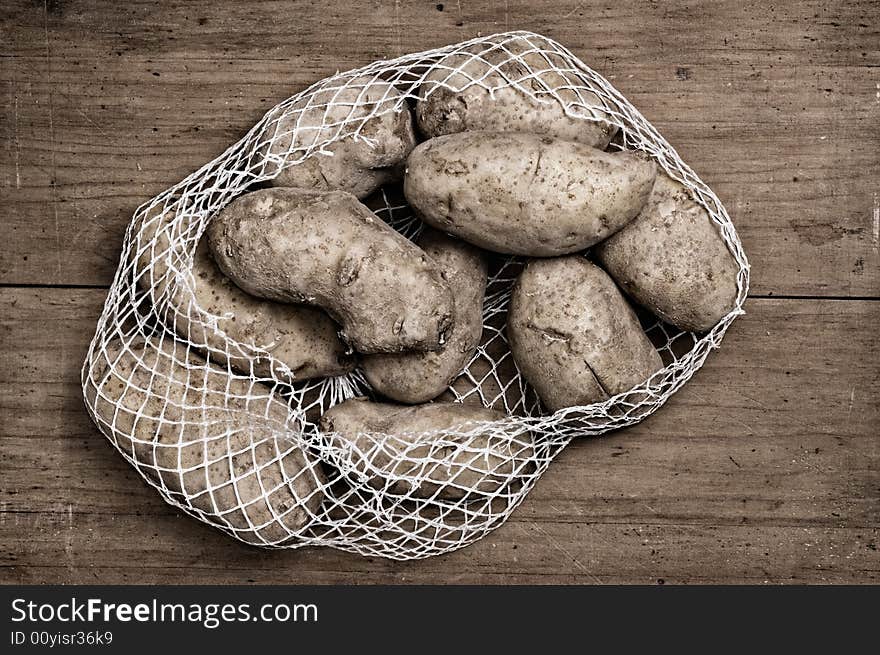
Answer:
(2, 0, 878, 584)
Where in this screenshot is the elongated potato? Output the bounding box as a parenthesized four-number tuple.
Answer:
(404, 132, 656, 256)
(362, 229, 487, 403)
(132, 202, 353, 383)
(182, 239, 354, 381)
(83, 336, 326, 546)
(258, 76, 416, 198)
(508, 257, 663, 411)
(207, 187, 454, 354)
(594, 172, 739, 332)
(319, 398, 534, 500)
(416, 35, 616, 147)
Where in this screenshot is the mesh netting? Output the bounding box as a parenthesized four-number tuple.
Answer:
(81, 31, 749, 559)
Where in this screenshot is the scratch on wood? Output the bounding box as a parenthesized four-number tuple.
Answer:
(872, 192, 879, 254)
(847, 387, 855, 418)
(73, 104, 110, 139)
(65, 504, 74, 574)
(531, 522, 602, 583)
(393, 0, 402, 57)
(563, 2, 587, 19)
(544, 477, 585, 516)
(13, 89, 21, 188)
(44, 0, 61, 281)
(736, 389, 768, 411)
(732, 418, 755, 435)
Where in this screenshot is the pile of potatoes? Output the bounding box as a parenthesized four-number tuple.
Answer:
(92, 44, 739, 540)
(204, 63, 736, 413)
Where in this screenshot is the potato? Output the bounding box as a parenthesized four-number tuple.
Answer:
(132, 202, 353, 383)
(508, 256, 663, 411)
(362, 229, 488, 403)
(84, 336, 326, 546)
(184, 238, 355, 381)
(258, 76, 416, 198)
(404, 132, 656, 256)
(319, 398, 534, 500)
(593, 171, 740, 332)
(207, 187, 454, 354)
(416, 35, 616, 148)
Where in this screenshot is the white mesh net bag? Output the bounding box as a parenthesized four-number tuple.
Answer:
(81, 31, 749, 560)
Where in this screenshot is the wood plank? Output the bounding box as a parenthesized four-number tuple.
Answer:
(2, 0, 879, 294)
(1, 288, 877, 583)
(3, 514, 876, 584)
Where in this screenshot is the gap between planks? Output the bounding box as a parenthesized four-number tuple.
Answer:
(1, 284, 878, 302)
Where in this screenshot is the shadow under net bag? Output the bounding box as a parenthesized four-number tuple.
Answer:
(81, 31, 749, 560)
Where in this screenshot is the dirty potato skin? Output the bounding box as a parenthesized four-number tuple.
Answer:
(404, 132, 657, 256)
(362, 229, 488, 403)
(132, 202, 353, 383)
(508, 257, 664, 411)
(319, 398, 534, 500)
(84, 336, 326, 546)
(416, 35, 617, 148)
(593, 172, 740, 332)
(207, 187, 454, 354)
(179, 238, 354, 381)
(259, 76, 417, 198)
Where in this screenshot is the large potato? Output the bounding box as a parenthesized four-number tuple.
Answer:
(182, 239, 354, 381)
(508, 257, 663, 411)
(416, 35, 616, 148)
(84, 336, 326, 546)
(207, 187, 454, 354)
(362, 229, 487, 403)
(404, 132, 656, 256)
(593, 172, 739, 332)
(258, 76, 416, 198)
(319, 398, 534, 500)
(133, 203, 353, 383)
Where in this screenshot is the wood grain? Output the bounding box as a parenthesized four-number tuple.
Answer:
(2, 0, 879, 294)
(1, 288, 877, 583)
